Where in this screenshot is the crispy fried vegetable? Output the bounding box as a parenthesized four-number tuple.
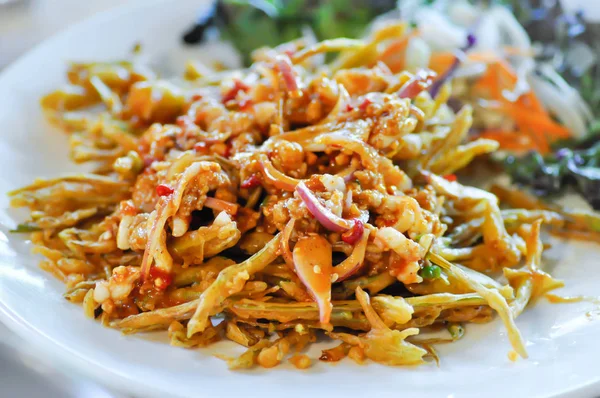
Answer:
(219, 330, 315, 369)
(225, 321, 260, 347)
(126, 81, 185, 123)
(187, 234, 282, 337)
(10, 223, 41, 233)
(218, 339, 271, 370)
(9, 175, 130, 212)
(41, 85, 99, 111)
(320, 342, 350, 362)
(429, 139, 499, 175)
(110, 299, 199, 332)
(168, 320, 224, 348)
(171, 212, 241, 265)
(504, 220, 564, 317)
(329, 288, 427, 366)
(141, 161, 231, 278)
(428, 252, 527, 359)
(173, 257, 235, 287)
(292, 39, 365, 64)
(227, 293, 488, 329)
(492, 184, 600, 242)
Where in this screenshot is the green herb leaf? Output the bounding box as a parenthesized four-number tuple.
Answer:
(421, 265, 442, 280)
(10, 223, 41, 233)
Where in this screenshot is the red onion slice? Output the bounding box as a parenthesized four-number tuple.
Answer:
(204, 197, 239, 215)
(333, 229, 370, 281)
(295, 181, 354, 232)
(398, 69, 437, 99)
(275, 55, 299, 94)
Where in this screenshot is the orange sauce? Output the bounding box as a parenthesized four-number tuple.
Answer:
(546, 294, 600, 305)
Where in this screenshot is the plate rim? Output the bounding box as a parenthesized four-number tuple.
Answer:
(0, 0, 203, 396)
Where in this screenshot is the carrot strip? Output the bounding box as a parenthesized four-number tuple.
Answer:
(378, 30, 419, 72)
(471, 56, 570, 150)
(495, 109, 550, 153)
(483, 60, 547, 114)
(518, 92, 545, 115)
(503, 103, 570, 138)
(429, 52, 457, 75)
(402, 40, 572, 150)
(525, 127, 550, 154)
(478, 130, 539, 152)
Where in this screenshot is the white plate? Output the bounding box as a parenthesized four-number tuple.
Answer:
(1, 1, 600, 397)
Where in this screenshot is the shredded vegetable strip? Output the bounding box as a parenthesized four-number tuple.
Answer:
(428, 252, 528, 358)
(187, 234, 282, 336)
(141, 162, 215, 280)
(504, 220, 564, 317)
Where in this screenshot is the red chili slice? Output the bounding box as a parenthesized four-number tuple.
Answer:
(341, 219, 365, 245)
(156, 184, 174, 196)
(276, 56, 299, 93)
(149, 267, 172, 290)
(238, 97, 254, 111)
(358, 98, 372, 111)
(443, 174, 457, 182)
(241, 174, 261, 189)
(193, 142, 208, 153)
(222, 79, 250, 103)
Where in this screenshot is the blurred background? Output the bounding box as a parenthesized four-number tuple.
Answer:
(0, 0, 598, 397)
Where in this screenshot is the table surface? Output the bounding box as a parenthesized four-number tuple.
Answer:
(0, 1, 598, 397)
